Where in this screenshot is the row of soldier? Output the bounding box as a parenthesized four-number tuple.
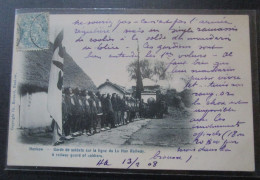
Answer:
(61, 87, 144, 140)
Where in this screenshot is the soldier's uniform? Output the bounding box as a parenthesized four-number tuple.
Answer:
(100, 94, 108, 130)
(94, 93, 103, 132)
(116, 95, 123, 126)
(77, 91, 85, 133)
(64, 90, 72, 134)
(88, 92, 98, 134)
(121, 96, 127, 125)
(62, 94, 70, 136)
(82, 91, 91, 135)
(65, 89, 79, 133)
(125, 98, 130, 123)
(111, 93, 119, 126)
(105, 94, 114, 128)
(128, 98, 133, 122)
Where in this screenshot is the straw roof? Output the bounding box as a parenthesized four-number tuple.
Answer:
(19, 43, 96, 95)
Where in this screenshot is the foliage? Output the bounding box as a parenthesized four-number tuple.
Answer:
(153, 61, 167, 80)
(163, 89, 192, 108)
(127, 59, 153, 80)
(127, 59, 171, 81)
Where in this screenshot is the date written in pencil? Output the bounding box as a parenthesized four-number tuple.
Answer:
(96, 158, 158, 169)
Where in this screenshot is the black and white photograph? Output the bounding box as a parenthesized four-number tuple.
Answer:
(17, 35, 193, 148)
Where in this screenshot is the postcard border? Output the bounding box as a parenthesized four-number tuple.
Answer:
(5, 8, 260, 177)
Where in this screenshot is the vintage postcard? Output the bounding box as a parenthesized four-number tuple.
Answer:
(7, 9, 255, 171)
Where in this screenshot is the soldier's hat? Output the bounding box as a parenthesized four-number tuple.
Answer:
(88, 91, 94, 97)
(96, 91, 101, 96)
(73, 88, 79, 94)
(64, 88, 69, 94)
(81, 90, 87, 96)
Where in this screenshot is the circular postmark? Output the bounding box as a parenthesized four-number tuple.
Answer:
(16, 12, 49, 51)
(29, 13, 49, 50)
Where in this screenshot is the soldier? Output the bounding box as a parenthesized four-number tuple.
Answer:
(121, 95, 127, 125)
(111, 93, 119, 127)
(100, 94, 109, 131)
(73, 88, 84, 136)
(94, 92, 103, 133)
(125, 97, 130, 124)
(82, 90, 91, 135)
(80, 89, 87, 134)
(129, 97, 135, 122)
(65, 87, 79, 136)
(116, 94, 123, 126)
(63, 88, 73, 139)
(69, 88, 76, 134)
(88, 91, 98, 135)
(105, 93, 115, 128)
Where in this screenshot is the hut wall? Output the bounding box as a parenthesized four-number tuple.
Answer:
(20, 92, 51, 128)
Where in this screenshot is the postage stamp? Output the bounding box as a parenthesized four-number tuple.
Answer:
(16, 12, 49, 51)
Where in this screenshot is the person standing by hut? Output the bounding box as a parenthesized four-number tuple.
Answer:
(100, 94, 109, 131)
(116, 94, 123, 126)
(94, 92, 103, 133)
(129, 97, 135, 122)
(121, 95, 127, 125)
(125, 97, 130, 124)
(82, 90, 91, 135)
(71, 88, 83, 137)
(111, 93, 119, 127)
(77, 89, 86, 135)
(63, 88, 74, 139)
(88, 91, 98, 135)
(105, 94, 115, 128)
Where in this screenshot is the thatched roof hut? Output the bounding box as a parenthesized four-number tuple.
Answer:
(19, 43, 96, 95)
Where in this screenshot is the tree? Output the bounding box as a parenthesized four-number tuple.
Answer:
(152, 60, 176, 82)
(153, 61, 167, 80)
(127, 59, 153, 80)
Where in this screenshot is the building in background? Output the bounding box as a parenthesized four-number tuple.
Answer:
(131, 78, 160, 102)
(98, 79, 129, 98)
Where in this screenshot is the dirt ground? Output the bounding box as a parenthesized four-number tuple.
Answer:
(19, 107, 193, 148)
